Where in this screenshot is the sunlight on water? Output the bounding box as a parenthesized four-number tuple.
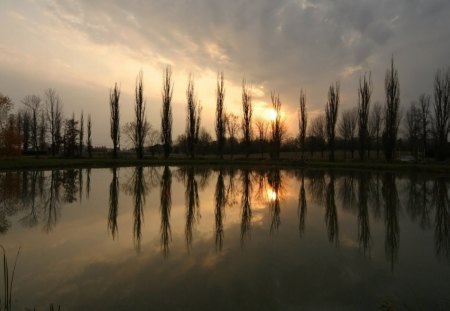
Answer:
(0, 167, 450, 310)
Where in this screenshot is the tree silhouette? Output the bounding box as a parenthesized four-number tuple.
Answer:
(134, 71, 147, 159)
(87, 114, 92, 158)
(325, 82, 340, 161)
(109, 82, 120, 158)
(433, 67, 450, 160)
(369, 102, 383, 159)
(270, 92, 286, 160)
(358, 73, 372, 160)
(255, 119, 269, 159)
(298, 89, 307, 160)
(79, 111, 84, 156)
(225, 113, 239, 158)
(22, 94, 42, 154)
(161, 66, 173, 159)
(45, 89, 63, 156)
(215, 72, 226, 159)
(186, 75, 201, 159)
(383, 57, 400, 162)
(241, 80, 253, 157)
(418, 94, 431, 159)
(339, 108, 357, 159)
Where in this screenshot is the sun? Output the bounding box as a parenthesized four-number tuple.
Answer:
(267, 108, 277, 121)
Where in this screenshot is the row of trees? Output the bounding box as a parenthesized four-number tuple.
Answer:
(0, 89, 93, 158)
(109, 58, 450, 161)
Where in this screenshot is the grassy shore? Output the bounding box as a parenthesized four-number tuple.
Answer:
(1, 155, 450, 174)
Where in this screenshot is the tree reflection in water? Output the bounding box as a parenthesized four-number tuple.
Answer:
(185, 167, 200, 251)
(382, 173, 400, 271)
(433, 177, 450, 261)
(86, 168, 91, 199)
(43, 170, 62, 233)
(214, 169, 226, 252)
(298, 171, 307, 237)
(128, 166, 148, 252)
(268, 169, 282, 234)
(357, 172, 372, 255)
(0, 167, 449, 265)
(240, 169, 252, 247)
(160, 166, 172, 257)
(325, 172, 339, 246)
(108, 167, 119, 239)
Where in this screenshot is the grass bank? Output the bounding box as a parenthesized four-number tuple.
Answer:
(1, 156, 449, 174)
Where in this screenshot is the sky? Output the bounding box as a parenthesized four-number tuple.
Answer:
(0, 0, 449, 146)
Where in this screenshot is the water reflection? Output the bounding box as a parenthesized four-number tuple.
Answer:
(298, 172, 307, 237)
(1, 167, 450, 269)
(325, 172, 339, 246)
(357, 172, 372, 255)
(268, 169, 283, 233)
(108, 167, 119, 239)
(184, 167, 200, 251)
(434, 177, 450, 261)
(160, 166, 172, 257)
(382, 173, 400, 271)
(43, 170, 62, 233)
(240, 169, 252, 247)
(132, 167, 147, 251)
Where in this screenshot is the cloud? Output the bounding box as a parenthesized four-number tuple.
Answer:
(1, 0, 450, 143)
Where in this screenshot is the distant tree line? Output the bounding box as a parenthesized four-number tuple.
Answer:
(0, 88, 93, 158)
(1, 57, 450, 162)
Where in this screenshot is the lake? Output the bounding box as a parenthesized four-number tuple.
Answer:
(1, 167, 449, 310)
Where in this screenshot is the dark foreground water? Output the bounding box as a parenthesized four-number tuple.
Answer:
(1, 167, 450, 310)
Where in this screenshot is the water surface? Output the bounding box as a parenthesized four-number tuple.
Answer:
(1, 167, 450, 310)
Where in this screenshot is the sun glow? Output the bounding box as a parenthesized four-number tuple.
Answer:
(267, 188, 277, 201)
(267, 108, 277, 121)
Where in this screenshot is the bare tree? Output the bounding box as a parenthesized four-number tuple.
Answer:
(21, 110, 31, 152)
(87, 114, 92, 158)
(79, 111, 84, 156)
(309, 115, 326, 158)
(186, 75, 201, 159)
(0, 93, 13, 133)
(369, 102, 383, 159)
(383, 57, 400, 162)
(215, 72, 226, 159)
(123, 121, 150, 150)
(147, 126, 160, 157)
(339, 108, 357, 159)
(358, 73, 372, 160)
(161, 66, 173, 159)
(38, 111, 46, 152)
(22, 95, 42, 153)
(110, 83, 120, 158)
(418, 94, 431, 158)
(270, 92, 286, 160)
(45, 89, 63, 156)
(405, 103, 421, 159)
(255, 119, 269, 158)
(298, 89, 307, 160)
(225, 112, 239, 158)
(135, 71, 147, 159)
(241, 80, 253, 157)
(433, 67, 450, 160)
(325, 82, 340, 161)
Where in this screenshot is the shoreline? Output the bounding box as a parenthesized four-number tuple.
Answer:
(1, 156, 449, 174)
